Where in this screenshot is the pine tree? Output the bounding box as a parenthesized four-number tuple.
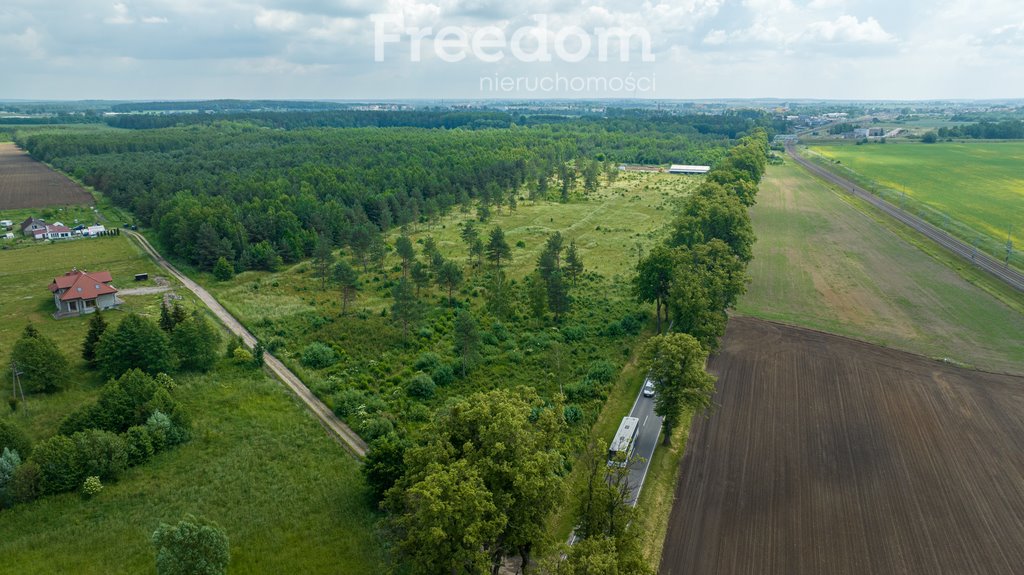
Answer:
(486, 226, 512, 271)
(158, 302, 175, 333)
(82, 311, 108, 368)
(212, 257, 234, 281)
(391, 278, 420, 339)
(565, 240, 584, 285)
(333, 260, 359, 315)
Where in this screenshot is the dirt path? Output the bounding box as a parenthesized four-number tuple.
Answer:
(124, 230, 367, 458)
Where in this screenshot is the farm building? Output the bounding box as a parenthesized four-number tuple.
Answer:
(668, 164, 711, 175)
(49, 268, 121, 318)
(83, 225, 106, 237)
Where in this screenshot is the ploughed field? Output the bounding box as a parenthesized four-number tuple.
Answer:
(660, 316, 1024, 575)
(0, 142, 93, 209)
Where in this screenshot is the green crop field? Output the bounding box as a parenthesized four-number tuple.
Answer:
(0, 236, 383, 573)
(738, 161, 1024, 374)
(808, 141, 1024, 270)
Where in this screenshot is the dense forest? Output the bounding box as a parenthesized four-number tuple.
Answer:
(17, 110, 780, 273)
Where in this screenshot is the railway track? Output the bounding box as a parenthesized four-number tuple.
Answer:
(124, 230, 368, 458)
(786, 144, 1024, 294)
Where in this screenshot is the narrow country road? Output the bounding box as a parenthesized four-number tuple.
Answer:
(124, 230, 368, 458)
(787, 144, 1024, 293)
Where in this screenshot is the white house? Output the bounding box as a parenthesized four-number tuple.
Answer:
(84, 225, 106, 237)
(49, 269, 121, 318)
(32, 223, 73, 240)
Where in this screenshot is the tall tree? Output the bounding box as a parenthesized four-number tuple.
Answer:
(461, 221, 480, 264)
(395, 233, 416, 278)
(332, 260, 359, 315)
(633, 245, 676, 334)
(564, 241, 584, 285)
(436, 260, 464, 306)
(369, 234, 387, 273)
(546, 270, 571, 322)
(312, 235, 336, 289)
(96, 314, 177, 379)
(486, 226, 512, 271)
(485, 270, 513, 319)
(639, 333, 715, 445)
(453, 310, 481, 377)
(390, 278, 420, 338)
(670, 186, 755, 264)
(410, 261, 430, 297)
(171, 312, 221, 372)
(526, 273, 548, 323)
(9, 324, 69, 394)
(82, 311, 109, 368)
(667, 239, 747, 349)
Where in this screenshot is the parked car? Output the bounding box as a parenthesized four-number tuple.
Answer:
(642, 381, 656, 397)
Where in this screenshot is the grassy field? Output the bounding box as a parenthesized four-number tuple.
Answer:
(0, 236, 383, 573)
(809, 141, 1024, 270)
(738, 161, 1024, 374)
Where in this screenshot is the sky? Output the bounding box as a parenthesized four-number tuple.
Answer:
(1, 0, 1022, 101)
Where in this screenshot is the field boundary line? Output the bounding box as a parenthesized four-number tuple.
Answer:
(124, 230, 368, 458)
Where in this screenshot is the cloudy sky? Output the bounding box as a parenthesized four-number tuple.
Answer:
(1, 0, 1022, 100)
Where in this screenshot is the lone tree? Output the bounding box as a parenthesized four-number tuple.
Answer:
(312, 235, 336, 289)
(391, 277, 420, 339)
(436, 260, 464, 306)
(152, 515, 230, 575)
(564, 240, 584, 285)
(410, 261, 430, 296)
(81, 311, 109, 368)
(395, 233, 416, 278)
(332, 260, 359, 315)
(452, 309, 480, 377)
(9, 325, 69, 394)
(639, 333, 715, 445)
(486, 226, 512, 271)
(212, 256, 234, 281)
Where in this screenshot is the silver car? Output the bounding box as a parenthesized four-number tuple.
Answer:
(642, 381, 656, 397)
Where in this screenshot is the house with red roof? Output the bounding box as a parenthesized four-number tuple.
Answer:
(33, 223, 73, 240)
(49, 268, 121, 318)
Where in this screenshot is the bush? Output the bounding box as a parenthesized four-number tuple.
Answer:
(125, 425, 155, 466)
(405, 372, 436, 400)
(146, 410, 189, 452)
(33, 435, 82, 495)
(414, 352, 441, 372)
(585, 360, 618, 385)
(301, 342, 338, 369)
(72, 429, 128, 482)
(431, 362, 455, 386)
(563, 405, 584, 425)
(562, 324, 587, 342)
(331, 388, 368, 418)
(60, 369, 177, 436)
(232, 347, 253, 364)
(9, 460, 41, 504)
(152, 515, 230, 575)
(0, 419, 32, 459)
(82, 475, 103, 499)
(0, 447, 21, 507)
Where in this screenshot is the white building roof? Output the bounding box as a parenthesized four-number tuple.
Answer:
(668, 164, 711, 174)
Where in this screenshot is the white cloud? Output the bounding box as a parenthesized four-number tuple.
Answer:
(141, 16, 168, 24)
(0, 26, 46, 59)
(104, 2, 133, 25)
(799, 15, 895, 44)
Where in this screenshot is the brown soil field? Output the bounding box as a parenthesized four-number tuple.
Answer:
(660, 316, 1024, 575)
(0, 142, 93, 209)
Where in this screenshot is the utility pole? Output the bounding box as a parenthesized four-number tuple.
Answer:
(10, 360, 27, 414)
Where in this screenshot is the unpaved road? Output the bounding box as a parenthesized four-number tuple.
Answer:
(787, 144, 1024, 293)
(124, 230, 367, 458)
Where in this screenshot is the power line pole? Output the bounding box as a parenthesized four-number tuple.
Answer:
(11, 360, 27, 414)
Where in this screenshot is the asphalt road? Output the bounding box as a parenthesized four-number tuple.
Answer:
(625, 380, 663, 505)
(787, 144, 1024, 293)
(124, 230, 368, 458)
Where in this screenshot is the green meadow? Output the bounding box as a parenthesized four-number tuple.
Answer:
(809, 141, 1024, 270)
(0, 236, 383, 573)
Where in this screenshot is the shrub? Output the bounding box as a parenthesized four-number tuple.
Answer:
(563, 405, 584, 425)
(301, 342, 338, 369)
(33, 435, 82, 495)
(0, 447, 21, 507)
(72, 429, 128, 482)
(10, 460, 41, 504)
(414, 352, 441, 372)
(231, 347, 253, 364)
(125, 425, 155, 466)
(562, 324, 587, 342)
(172, 313, 221, 372)
(405, 372, 436, 400)
(152, 515, 230, 575)
(60, 369, 175, 436)
(585, 360, 617, 385)
(146, 410, 179, 453)
(82, 475, 103, 499)
(331, 388, 368, 418)
(490, 321, 511, 341)
(564, 380, 598, 402)
(356, 416, 395, 441)
(0, 419, 32, 459)
(430, 362, 455, 386)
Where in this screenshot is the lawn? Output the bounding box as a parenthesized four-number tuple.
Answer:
(737, 161, 1024, 374)
(809, 141, 1024, 270)
(0, 236, 384, 573)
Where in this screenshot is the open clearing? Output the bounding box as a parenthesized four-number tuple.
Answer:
(0, 142, 93, 209)
(809, 141, 1024, 269)
(660, 316, 1024, 575)
(737, 162, 1024, 374)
